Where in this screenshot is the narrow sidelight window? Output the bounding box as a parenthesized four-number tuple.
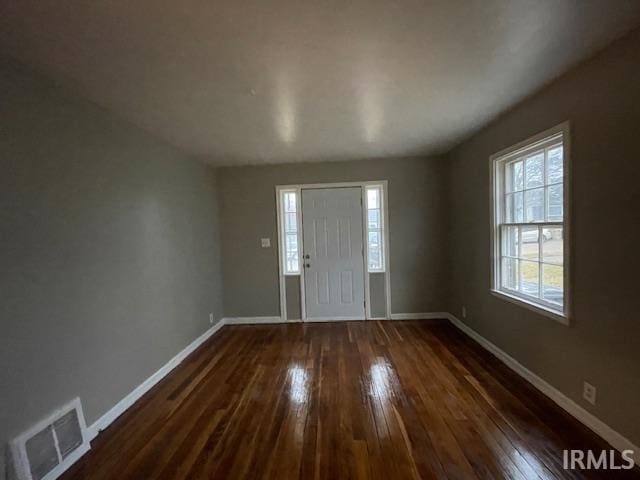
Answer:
(491, 123, 569, 322)
(365, 185, 385, 272)
(280, 190, 300, 274)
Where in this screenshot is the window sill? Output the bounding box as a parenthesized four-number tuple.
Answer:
(490, 289, 569, 326)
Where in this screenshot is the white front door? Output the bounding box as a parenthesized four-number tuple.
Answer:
(302, 187, 366, 320)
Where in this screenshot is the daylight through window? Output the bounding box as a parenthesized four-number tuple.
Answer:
(366, 185, 385, 272)
(281, 190, 300, 274)
(492, 126, 568, 317)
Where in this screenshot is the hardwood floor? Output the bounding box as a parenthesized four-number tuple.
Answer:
(63, 320, 639, 480)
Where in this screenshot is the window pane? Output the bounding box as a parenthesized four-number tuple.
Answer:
(285, 212, 297, 233)
(521, 227, 539, 261)
(547, 145, 563, 184)
(501, 257, 518, 290)
(505, 193, 513, 222)
(519, 260, 540, 298)
(284, 192, 297, 212)
(286, 259, 297, 273)
(368, 230, 383, 270)
(368, 230, 382, 270)
(503, 226, 519, 257)
(542, 227, 563, 265)
(506, 160, 524, 192)
(285, 233, 299, 273)
(368, 209, 380, 229)
(495, 134, 565, 314)
(547, 184, 563, 221)
(368, 230, 380, 248)
(369, 246, 382, 270)
(506, 192, 523, 223)
(367, 188, 380, 209)
(366, 186, 385, 272)
(525, 188, 544, 222)
(286, 233, 298, 251)
(282, 191, 299, 273)
(513, 191, 523, 222)
(525, 152, 544, 189)
(543, 264, 564, 306)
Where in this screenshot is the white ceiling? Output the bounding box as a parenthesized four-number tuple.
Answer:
(2, 1, 639, 165)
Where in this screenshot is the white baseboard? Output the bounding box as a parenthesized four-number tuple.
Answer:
(82, 312, 637, 465)
(225, 314, 450, 323)
(87, 319, 225, 440)
(223, 316, 285, 325)
(304, 316, 365, 322)
(445, 313, 639, 456)
(389, 312, 449, 320)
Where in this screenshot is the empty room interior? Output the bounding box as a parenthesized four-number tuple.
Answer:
(2, 1, 640, 479)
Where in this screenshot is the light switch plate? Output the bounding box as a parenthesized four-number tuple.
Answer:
(261, 238, 271, 248)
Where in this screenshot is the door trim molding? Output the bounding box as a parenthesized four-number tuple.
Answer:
(276, 181, 391, 323)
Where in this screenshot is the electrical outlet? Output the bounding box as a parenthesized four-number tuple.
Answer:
(583, 381, 596, 405)
(462, 306, 467, 318)
(209, 313, 214, 324)
(261, 238, 271, 248)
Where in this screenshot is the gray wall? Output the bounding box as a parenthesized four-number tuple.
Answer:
(0, 57, 223, 478)
(218, 157, 448, 317)
(368, 272, 387, 318)
(285, 276, 302, 320)
(3, 24, 639, 478)
(446, 29, 640, 447)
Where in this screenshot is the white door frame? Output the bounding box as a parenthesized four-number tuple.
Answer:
(276, 181, 391, 322)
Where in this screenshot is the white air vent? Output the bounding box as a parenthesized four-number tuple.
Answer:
(11, 398, 91, 480)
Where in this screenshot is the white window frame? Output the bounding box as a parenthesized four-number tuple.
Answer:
(277, 189, 302, 275)
(365, 184, 386, 273)
(276, 181, 391, 322)
(490, 122, 570, 325)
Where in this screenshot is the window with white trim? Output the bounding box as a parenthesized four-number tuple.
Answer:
(365, 185, 385, 272)
(281, 190, 300, 274)
(492, 126, 568, 317)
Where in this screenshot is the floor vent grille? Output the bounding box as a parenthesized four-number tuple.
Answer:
(11, 398, 90, 480)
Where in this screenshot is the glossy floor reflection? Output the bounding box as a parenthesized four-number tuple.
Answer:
(63, 320, 640, 480)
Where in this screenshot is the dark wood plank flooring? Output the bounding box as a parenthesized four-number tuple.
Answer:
(63, 320, 639, 479)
